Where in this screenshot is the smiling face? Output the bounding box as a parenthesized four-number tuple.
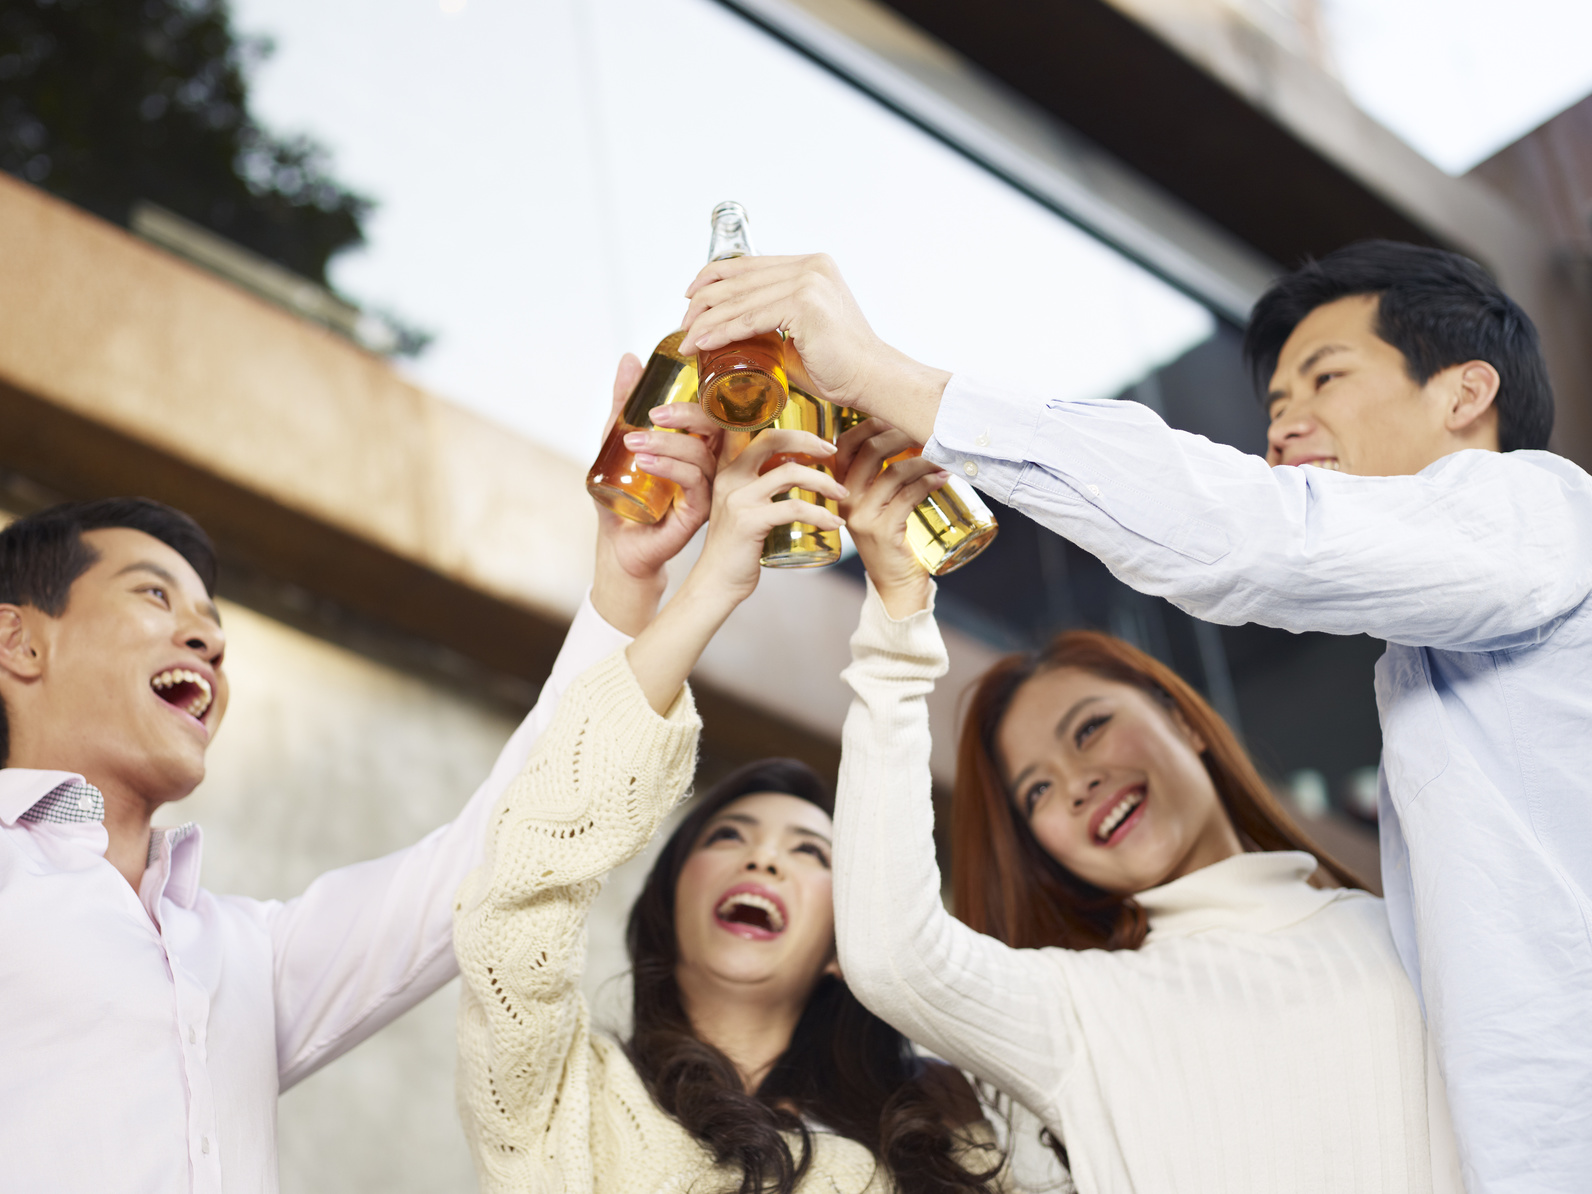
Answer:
(997, 667, 1240, 896)
(1265, 293, 1499, 476)
(673, 792, 838, 1009)
(5, 528, 228, 809)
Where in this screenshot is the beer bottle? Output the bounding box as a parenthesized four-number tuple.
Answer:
(836, 408, 999, 575)
(696, 202, 789, 430)
(585, 330, 698, 524)
(760, 385, 841, 569)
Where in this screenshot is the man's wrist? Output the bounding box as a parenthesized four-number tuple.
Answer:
(853, 346, 950, 445)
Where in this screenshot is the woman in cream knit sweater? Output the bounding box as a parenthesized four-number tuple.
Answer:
(452, 395, 1001, 1194)
(829, 421, 1465, 1194)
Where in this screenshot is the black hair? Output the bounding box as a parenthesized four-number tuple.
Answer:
(624, 758, 1001, 1194)
(1244, 240, 1554, 452)
(0, 497, 216, 763)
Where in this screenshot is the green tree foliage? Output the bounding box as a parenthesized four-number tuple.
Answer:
(0, 0, 367, 286)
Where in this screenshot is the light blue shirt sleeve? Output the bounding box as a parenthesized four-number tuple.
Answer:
(924, 375, 1592, 651)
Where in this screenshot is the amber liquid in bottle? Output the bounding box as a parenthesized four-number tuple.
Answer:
(586, 330, 699, 524)
(699, 330, 788, 430)
(760, 386, 840, 568)
(696, 201, 789, 430)
(836, 408, 999, 575)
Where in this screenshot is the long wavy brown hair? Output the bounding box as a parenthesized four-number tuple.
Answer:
(953, 630, 1366, 953)
(625, 758, 1002, 1194)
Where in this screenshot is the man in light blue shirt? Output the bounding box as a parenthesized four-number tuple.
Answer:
(678, 241, 1592, 1192)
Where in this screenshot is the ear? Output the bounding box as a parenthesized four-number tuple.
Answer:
(0, 606, 43, 683)
(1442, 360, 1502, 440)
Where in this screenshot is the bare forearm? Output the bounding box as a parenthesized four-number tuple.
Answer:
(624, 574, 739, 713)
(849, 348, 952, 446)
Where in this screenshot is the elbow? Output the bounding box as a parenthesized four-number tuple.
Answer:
(833, 907, 911, 1010)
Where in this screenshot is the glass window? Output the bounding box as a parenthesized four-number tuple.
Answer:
(237, 0, 1381, 827)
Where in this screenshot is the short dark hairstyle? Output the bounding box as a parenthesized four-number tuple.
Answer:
(0, 497, 216, 763)
(1244, 240, 1554, 452)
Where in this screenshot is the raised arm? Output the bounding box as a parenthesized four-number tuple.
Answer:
(834, 583, 1075, 1118)
(266, 356, 726, 1088)
(453, 417, 846, 1188)
(923, 379, 1592, 649)
(832, 426, 1075, 1120)
(677, 255, 1592, 651)
(453, 649, 701, 1188)
(267, 592, 634, 1090)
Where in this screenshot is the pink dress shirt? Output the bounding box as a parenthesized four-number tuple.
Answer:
(0, 596, 628, 1193)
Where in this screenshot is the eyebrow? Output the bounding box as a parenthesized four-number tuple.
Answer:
(1009, 695, 1103, 793)
(1268, 344, 1351, 404)
(115, 562, 222, 625)
(708, 811, 832, 845)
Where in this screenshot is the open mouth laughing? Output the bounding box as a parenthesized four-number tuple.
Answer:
(714, 883, 788, 941)
(151, 668, 214, 722)
(1090, 785, 1147, 846)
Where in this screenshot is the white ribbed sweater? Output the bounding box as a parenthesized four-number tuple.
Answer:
(453, 650, 992, 1193)
(833, 584, 1464, 1194)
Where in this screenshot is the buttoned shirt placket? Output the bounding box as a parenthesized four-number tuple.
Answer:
(143, 822, 222, 1189)
(22, 780, 223, 1189)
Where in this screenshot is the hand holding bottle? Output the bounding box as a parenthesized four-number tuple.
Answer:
(678, 253, 950, 445)
(836, 418, 948, 620)
(625, 429, 845, 713)
(592, 354, 720, 636)
(688, 429, 846, 608)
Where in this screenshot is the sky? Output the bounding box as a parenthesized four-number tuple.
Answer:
(227, 0, 1592, 461)
(226, 0, 1212, 463)
(1322, 0, 1592, 173)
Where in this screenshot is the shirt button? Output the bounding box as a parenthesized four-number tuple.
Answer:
(974, 430, 991, 447)
(188, 1027, 197, 1044)
(76, 793, 92, 811)
(1088, 484, 1101, 496)
(201, 1137, 210, 1156)
(963, 461, 979, 478)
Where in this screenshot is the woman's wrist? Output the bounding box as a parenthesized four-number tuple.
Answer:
(591, 541, 668, 636)
(673, 566, 747, 628)
(871, 569, 934, 621)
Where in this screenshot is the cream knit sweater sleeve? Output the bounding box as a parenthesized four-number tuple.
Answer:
(834, 581, 1075, 1121)
(453, 649, 700, 1193)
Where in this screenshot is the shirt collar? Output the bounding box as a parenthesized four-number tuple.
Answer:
(144, 822, 204, 909)
(0, 769, 99, 827)
(1136, 850, 1342, 938)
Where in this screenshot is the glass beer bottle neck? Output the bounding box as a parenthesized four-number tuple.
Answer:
(706, 200, 757, 261)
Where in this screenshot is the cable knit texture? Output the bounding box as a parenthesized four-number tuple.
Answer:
(454, 648, 954, 1193)
(833, 581, 1464, 1194)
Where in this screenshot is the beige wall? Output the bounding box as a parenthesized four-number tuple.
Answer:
(182, 599, 512, 1191)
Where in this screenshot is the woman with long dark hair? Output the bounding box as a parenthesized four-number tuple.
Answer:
(830, 421, 1463, 1193)
(452, 392, 1001, 1193)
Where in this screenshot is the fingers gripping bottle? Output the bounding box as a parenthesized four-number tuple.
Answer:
(760, 385, 841, 569)
(837, 408, 999, 575)
(586, 331, 700, 524)
(696, 201, 789, 430)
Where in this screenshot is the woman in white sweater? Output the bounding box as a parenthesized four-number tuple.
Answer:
(452, 395, 1002, 1194)
(829, 422, 1464, 1194)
